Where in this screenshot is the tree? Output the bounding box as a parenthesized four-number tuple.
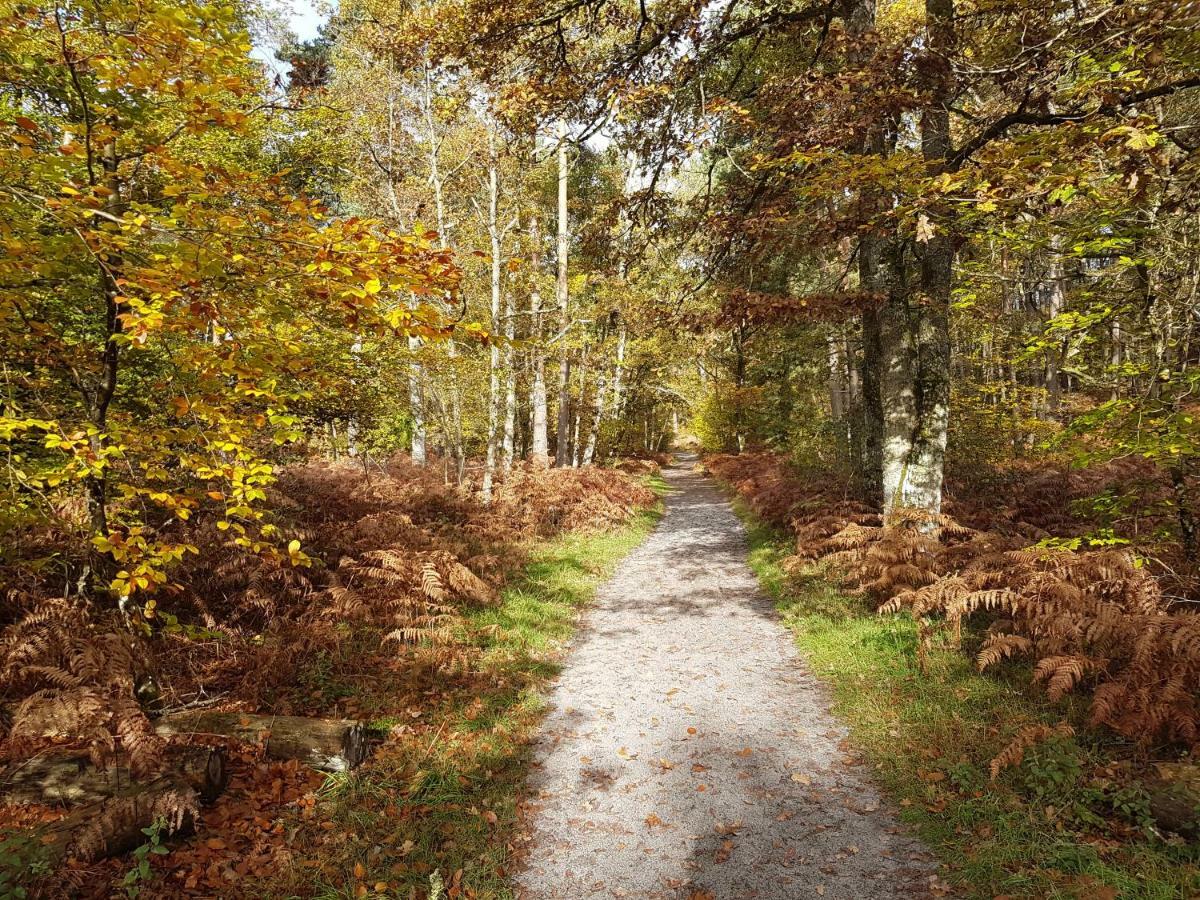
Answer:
(0, 0, 457, 603)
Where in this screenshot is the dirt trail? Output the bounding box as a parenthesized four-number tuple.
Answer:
(514, 457, 940, 899)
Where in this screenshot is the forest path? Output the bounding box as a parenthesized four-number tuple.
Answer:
(514, 457, 940, 899)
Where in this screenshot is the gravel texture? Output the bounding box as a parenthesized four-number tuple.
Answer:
(514, 456, 941, 899)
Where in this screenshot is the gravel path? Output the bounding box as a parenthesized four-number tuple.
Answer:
(514, 457, 941, 899)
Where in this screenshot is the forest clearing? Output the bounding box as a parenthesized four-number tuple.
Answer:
(1, 0, 1200, 896)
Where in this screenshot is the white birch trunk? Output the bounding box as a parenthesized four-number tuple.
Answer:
(529, 214, 549, 464)
(582, 369, 608, 466)
(554, 123, 572, 467)
(501, 280, 517, 472)
(481, 132, 502, 503)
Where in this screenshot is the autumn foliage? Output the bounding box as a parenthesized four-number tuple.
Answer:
(705, 451, 1200, 750)
(1, 459, 654, 764)
(0, 456, 655, 889)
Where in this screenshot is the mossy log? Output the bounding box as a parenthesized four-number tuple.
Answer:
(154, 711, 369, 772)
(2, 747, 227, 807)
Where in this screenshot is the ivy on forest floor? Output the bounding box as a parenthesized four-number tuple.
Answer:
(261, 478, 667, 899)
(733, 499, 1200, 900)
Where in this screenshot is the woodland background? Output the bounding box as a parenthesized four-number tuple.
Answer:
(1, 0, 1200, 896)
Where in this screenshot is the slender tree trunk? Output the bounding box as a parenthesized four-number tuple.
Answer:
(528, 214, 549, 464)
(421, 55, 462, 478)
(582, 365, 609, 466)
(481, 133, 502, 503)
(554, 123, 572, 467)
(571, 351, 588, 467)
(827, 332, 846, 424)
(608, 324, 627, 459)
(1045, 232, 1067, 416)
(408, 331, 427, 465)
(383, 68, 428, 465)
(85, 140, 124, 545)
(502, 285, 517, 472)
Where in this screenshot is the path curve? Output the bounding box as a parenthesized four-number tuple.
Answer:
(515, 457, 939, 899)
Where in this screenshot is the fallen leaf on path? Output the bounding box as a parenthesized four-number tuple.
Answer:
(691, 763, 709, 773)
(735, 747, 753, 757)
(645, 813, 668, 827)
(714, 838, 735, 863)
(617, 746, 639, 760)
(815, 886, 826, 896)
(791, 773, 812, 785)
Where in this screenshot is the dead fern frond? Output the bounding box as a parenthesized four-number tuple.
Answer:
(990, 722, 1075, 780)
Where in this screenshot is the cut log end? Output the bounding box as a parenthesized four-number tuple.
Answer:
(341, 722, 369, 772)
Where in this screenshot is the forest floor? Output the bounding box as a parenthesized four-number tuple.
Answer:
(514, 456, 943, 899)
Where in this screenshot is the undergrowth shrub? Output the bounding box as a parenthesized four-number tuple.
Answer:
(705, 451, 1200, 752)
(0, 456, 655, 773)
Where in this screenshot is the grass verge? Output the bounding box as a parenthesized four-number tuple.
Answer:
(271, 483, 665, 899)
(734, 499, 1200, 900)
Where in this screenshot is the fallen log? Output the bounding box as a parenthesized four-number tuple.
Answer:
(154, 711, 369, 772)
(30, 772, 201, 866)
(2, 747, 227, 806)
(1148, 784, 1200, 840)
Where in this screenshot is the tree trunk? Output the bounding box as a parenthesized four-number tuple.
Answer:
(1044, 232, 1067, 416)
(82, 141, 125, 587)
(30, 772, 202, 866)
(421, 54, 462, 480)
(408, 300, 427, 465)
(571, 349, 588, 467)
(528, 214, 549, 465)
(582, 369, 608, 466)
(3, 747, 227, 807)
(608, 324, 627, 459)
(554, 123, 572, 467)
(154, 712, 368, 773)
(481, 133, 503, 503)
(879, 0, 954, 521)
(502, 280, 517, 472)
(827, 332, 847, 424)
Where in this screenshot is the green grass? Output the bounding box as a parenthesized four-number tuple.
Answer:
(735, 500, 1200, 900)
(272, 484, 666, 899)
